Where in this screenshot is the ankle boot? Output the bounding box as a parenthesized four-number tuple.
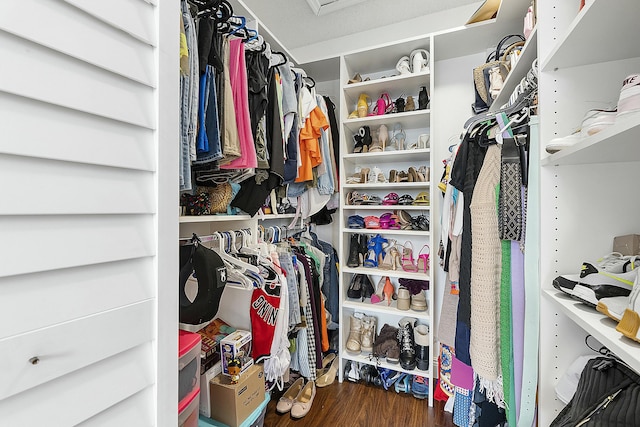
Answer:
(405, 96, 415, 111)
(347, 234, 361, 268)
(418, 86, 430, 110)
(361, 316, 377, 353)
(414, 324, 430, 371)
(346, 315, 363, 354)
(397, 317, 417, 370)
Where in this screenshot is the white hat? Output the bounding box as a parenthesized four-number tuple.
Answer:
(555, 355, 598, 404)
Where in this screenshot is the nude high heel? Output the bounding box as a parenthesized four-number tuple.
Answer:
(378, 124, 389, 151)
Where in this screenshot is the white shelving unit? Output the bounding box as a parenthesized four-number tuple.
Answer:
(338, 35, 436, 407)
(538, 0, 640, 424)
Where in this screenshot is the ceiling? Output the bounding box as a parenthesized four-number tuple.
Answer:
(238, 0, 483, 52)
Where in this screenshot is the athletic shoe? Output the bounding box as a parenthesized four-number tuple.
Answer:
(616, 272, 640, 343)
(553, 265, 638, 306)
(581, 109, 617, 135)
(411, 375, 429, 399)
(545, 131, 582, 153)
(616, 74, 640, 118)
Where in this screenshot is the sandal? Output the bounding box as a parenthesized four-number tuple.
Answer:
(395, 210, 413, 229)
(363, 234, 388, 268)
(395, 56, 411, 75)
(410, 49, 430, 73)
(389, 124, 406, 151)
(364, 215, 381, 229)
(371, 92, 393, 116)
(398, 194, 414, 205)
(407, 134, 430, 150)
(368, 166, 387, 183)
(347, 215, 365, 229)
(401, 241, 418, 272)
(382, 192, 399, 205)
(378, 124, 389, 151)
(347, 191, 363, 205)
(411, 214, 430, 231)
(417, 166, 429, 182)
(417, 245, 430, 273)
(361, 194, 382, 205)
(413, 191, 430, 206)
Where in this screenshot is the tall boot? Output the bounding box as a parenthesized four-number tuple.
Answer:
(361, 315, 377, 353)
(418, 86, 430, 110)
(347, 234, 361, 268)
(359, 234, 369, 266)
(346, 315, 363, 354)
(414, 324, 430, 371)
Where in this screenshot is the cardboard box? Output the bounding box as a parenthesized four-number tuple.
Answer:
(613, 234, 640, 256)
(209, 364, 265, 427)
(220, 330, 253, 377)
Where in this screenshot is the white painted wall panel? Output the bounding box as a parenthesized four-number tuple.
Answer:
(0, 93, 155, 171)
(0, 155, 154, 215)
(0, 0, 155, 87)
(77, 388, 155, 427)
(0, 300, 154, 400)
(64, 0, 157, 46)
(0, 258, 155, 338)
(0, 31, 155, 129)
(0, 215, 154, 277)
(0, 343, 155, 425)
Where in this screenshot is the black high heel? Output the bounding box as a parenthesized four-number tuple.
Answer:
(418, 86, 430, 110)
(361, 126, 372, 150)
(353, 132, 366, 153)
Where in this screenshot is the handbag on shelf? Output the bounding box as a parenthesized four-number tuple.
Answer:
(472, 34, 526, 113)
(551, 356, 640, 426)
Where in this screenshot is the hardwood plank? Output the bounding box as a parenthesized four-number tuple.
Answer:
(264, 380, 455, 427)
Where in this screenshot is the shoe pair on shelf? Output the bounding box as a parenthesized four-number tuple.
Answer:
(347, 314, 377, 355)
(389, 166, 429, 183)
(347, 234, 369, 268)
(396, 287, 428, 312)
(396, 49, 430, 75)
(347, 212, 400, 230)
(546, 73, 640, 153)
(396, 317, 430, 371)
(554, 252, 640, 343)
(400, 241, 430, 273)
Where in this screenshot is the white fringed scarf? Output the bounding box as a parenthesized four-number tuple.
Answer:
(469, 144, 505, 407)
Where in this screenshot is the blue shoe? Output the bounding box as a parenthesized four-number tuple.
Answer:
(379, 368, 402, 390)
(411, 375, 429, 399)
(394, 373, 411, 394)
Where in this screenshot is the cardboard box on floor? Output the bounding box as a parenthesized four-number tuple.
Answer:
(613, 234, 640, 256)
(209, 364, 265, 427)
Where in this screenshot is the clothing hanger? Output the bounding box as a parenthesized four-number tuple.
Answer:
(211, 231, 260, 274)
(270, 51, 288, 67)
(304, 76, 316, 88)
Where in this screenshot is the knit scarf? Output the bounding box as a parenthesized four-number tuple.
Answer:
(469, 144, 504, 407)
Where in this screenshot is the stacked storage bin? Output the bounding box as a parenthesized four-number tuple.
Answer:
(179, 330, 202, 427)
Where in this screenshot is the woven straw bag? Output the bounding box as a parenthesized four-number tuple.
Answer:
(197, 183, 232, 214)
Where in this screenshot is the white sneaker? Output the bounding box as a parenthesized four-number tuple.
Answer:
(581, 109, 617, 135)
(545, 131, 582, 153)
(616, 73, 640, 118)
(616, 272, 640, 342)
(552, 254, 640, 306)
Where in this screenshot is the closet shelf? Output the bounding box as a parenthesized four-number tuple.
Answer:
(343, 300, 430, 320)
(343, 182, 430, 190)
(343, 149, 431, 163)
(342, 71, 430, 97)
(341, 351, 432, 377)
(342, 205, 431, 211)
(343, 266, 431, 281)
(542, 289, 640, 373)
(489, 26, 538, 113)
(343, 110, 430, 133)
(541, 0, 640, 72)
(342, 228, 430, 237)
(179, 214, 252, 223)
(541, 114, 640, 166)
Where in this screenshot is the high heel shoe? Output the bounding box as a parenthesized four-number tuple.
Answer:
(390, 124, 406, 150)
(410, 49, 430, 73)
(405, 96, 416, 112)
(371, 276, 394, 305)
(316, 355, 339, 387)
(390, 246, 402, 270)
(361, 126, 372, 150)
(401, 241, 418, 272)
(378, 124, 389, 151)
(359, 167, 370, 184)
(378, 240, 396, 270)
(418, 166, 430, 181)
(417, 245, 430, 273)
(364, 234, 388, 268)
(357, 93, 371, 118)
(353, 130, 367, 153)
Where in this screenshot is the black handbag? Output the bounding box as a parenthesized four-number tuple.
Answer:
(551, 356, 640, 426)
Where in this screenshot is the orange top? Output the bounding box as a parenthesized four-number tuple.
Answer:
(295, 106, 328, 183)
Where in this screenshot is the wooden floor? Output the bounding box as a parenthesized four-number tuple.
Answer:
(264, 379, 454, 427)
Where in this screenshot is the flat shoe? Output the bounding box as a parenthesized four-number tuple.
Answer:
(291, 380, 316, 418)
(276, 377, 305, 413)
